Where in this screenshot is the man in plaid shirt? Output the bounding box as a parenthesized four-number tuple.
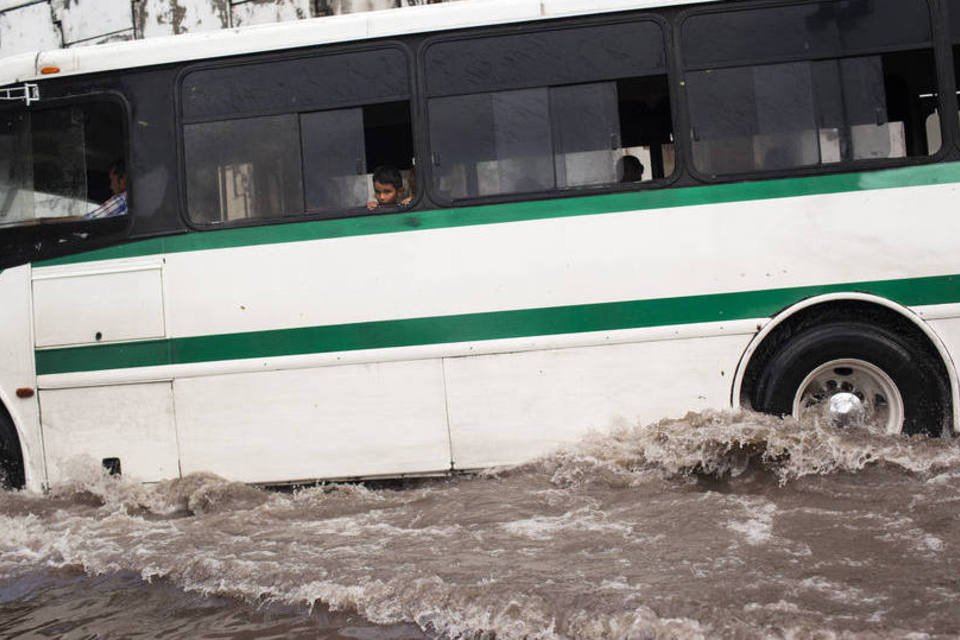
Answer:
(84, 160, 128, 219)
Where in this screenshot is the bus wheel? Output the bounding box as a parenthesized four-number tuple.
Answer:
(751, 322, 945, 436)
(0, 407, 24, 489)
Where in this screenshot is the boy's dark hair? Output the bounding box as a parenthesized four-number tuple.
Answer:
(372, 165, 403, 190)
(618, 155, 643, 183)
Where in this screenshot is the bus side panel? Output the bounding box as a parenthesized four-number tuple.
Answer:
(444, 334, 752, 469)
(165, 185, 960, 347)
(39, 382, 179, 484)
(32, 261, 165, 348)
(0, 265, 42, 490)
(173, 358, 451, 483)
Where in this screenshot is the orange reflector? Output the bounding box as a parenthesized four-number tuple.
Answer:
(40, 66, 60, 75)
(15, 387, 34, 399)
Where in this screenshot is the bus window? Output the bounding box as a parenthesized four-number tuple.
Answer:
(683, 0, 940, 177)
(0, 101, 126, 227)
(956, 46, 960, 132)
(687, 62, 820, 174)
(181, 48, 413, 224)
(184, 115, 303, 223)
(301, 101, 413, 212)
(424, 21, 673, 202)
(947, 0, 960, 138)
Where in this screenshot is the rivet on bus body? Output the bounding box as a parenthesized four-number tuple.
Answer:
(40, 66, 60, 75)
(15, 388, 34, 399)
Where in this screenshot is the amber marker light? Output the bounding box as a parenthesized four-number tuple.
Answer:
(15, 388, 34, 398)
(40, 66, 60, 75)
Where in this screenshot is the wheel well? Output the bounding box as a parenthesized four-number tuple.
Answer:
(0, 400, 25, 490)
(739, 299, 954, 432)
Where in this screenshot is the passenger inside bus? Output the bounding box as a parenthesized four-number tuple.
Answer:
(366, 165, 412, 210)
(84, 159, 128, 219)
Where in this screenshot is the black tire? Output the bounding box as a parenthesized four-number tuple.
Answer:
(751, 321, 947, 437)
(0, 407, 25, 489)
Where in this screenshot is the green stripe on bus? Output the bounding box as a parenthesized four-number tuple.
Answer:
(37, 161, 960, 267)
(34, 273, 960, 375)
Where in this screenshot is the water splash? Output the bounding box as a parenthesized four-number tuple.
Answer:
(530, 410, 960, 489)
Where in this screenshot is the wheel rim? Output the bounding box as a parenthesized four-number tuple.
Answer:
(791, 358, 904, 434)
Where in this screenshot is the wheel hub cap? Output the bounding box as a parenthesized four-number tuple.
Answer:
(792, 358, 904, 434)
(827, 391, 866, 427)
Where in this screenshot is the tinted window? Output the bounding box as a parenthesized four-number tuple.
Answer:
(431, 89, 554, 198)
(182, 49, 408, 122)
(688, 63, 820, 174)
(427, 22, 674, 202)
(950, 0, 960, 42)
(182, 49, 414, 225)
(683, 1, 939, 177)
(954, 43, 960, 152)
(425, 22, 666, 97)
(0, 101, 127, 226)
(947, 1, 960, 150)
(184, 115, 303, 223)
(682, 0, 931, 68)
(301, 108, 366, 213)
(430, 76, 673, 201)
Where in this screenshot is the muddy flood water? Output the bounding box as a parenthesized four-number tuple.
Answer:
(1, 411, 959, 639)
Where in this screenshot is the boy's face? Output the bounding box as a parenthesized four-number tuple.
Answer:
(374, 181, 400, 205)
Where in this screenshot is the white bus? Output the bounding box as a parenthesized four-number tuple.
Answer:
(0, 0, 958, 492)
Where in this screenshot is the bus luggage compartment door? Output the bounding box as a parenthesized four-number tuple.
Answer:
(39, 381, 179, 485)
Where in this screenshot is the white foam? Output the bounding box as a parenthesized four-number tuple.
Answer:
(499, 508, 633, 541)
(725, 498, 777, 546)
(797, 576, 883, 605)
(743, 599, 802, 613)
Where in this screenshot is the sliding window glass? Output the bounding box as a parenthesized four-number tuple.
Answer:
(424, 21, 674, 202)
(181, 48, 413, 225)
(948, 0, 960, 144)
(682, 0, 940, 178)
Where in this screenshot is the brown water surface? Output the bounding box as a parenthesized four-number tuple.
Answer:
(1, 411, 959, 639)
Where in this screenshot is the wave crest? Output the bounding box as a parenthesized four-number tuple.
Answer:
(536, 411, 960, 487)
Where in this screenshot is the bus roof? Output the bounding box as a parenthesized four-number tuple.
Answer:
(0, 0, 716, 86)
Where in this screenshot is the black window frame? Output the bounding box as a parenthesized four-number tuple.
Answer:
(175, 41, 420, 231)
(418, 13, 682, 209)
(676, 0, 950, 184)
